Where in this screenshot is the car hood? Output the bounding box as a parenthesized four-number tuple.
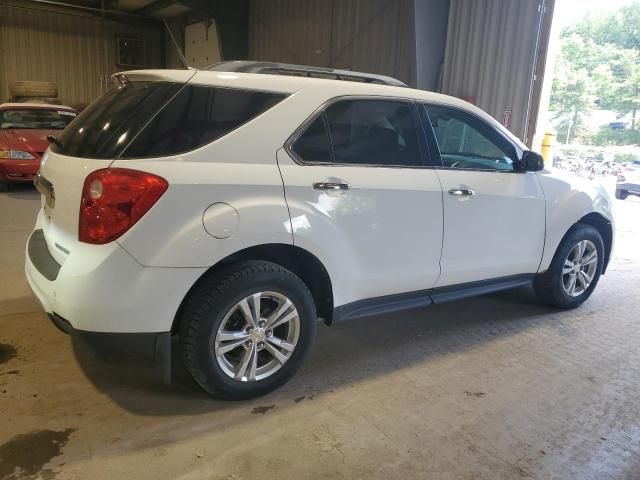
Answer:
(2, 129, 54, 155)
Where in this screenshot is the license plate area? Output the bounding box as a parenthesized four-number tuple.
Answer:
(34, 171, 55, 208)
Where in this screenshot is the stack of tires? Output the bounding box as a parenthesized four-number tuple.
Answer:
(8, 80, 60, 105)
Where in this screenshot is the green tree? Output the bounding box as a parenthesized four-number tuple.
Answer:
(567, 2, 640, 130)
(572, 2, 640, 50)
(551, 1, 640, 143)
(550, 34, 598, 143)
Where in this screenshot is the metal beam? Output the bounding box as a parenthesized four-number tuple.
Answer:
(28, 0, 161, 20)
(135, 0, 178, 16)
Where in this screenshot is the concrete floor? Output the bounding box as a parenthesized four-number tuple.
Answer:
(1, 184, 639, 480)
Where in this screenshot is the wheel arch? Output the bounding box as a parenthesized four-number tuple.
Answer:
(578, 212, 613, 274)
(171, 243, 334, 333)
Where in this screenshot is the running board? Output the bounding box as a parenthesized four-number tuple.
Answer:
(332, 274, 535, 323)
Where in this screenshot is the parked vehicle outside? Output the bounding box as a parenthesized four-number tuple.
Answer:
(616, 165, 640, 200)
(25, 63, 614, 399)
(0, 103, 76, 190)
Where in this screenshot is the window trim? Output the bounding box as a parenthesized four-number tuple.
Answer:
(285, 95, 432, 169)
(419, 102, 527, 174)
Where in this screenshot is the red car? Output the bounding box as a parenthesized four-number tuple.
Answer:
(0, 103, 77, 190)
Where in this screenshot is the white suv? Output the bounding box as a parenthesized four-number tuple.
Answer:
(25, 62, 614, 399)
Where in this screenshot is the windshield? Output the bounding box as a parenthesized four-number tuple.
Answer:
(0, 108, 76, 130)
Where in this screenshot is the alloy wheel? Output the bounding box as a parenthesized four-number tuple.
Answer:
(214, 291, 300, 382)
(562, 240, 598, 297)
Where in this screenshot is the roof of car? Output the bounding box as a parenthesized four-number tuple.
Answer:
(206, 60, 408, 87)
(0, 102, 76, 111)
(119, 68, 476, 107)
(119, 68, 528, 151)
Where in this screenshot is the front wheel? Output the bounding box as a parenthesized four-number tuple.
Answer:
(180, 261, 317, 400)
(534, 224, 604, 309)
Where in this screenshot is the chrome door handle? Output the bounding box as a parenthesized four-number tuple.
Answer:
(313, 182, 351, 191)
(448, 188, 475, 197)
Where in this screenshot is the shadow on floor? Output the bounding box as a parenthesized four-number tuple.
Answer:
(70, 285, 559, 417)
(3, 183, 39, 200)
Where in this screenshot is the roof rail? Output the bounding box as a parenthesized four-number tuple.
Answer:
(207, 61, 407, 87)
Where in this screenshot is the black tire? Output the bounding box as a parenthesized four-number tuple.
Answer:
(615, 189, 628, 200)
(534, 223, 604, 309)
(179, 260, 317, 400)
(0, 182, 7, 192)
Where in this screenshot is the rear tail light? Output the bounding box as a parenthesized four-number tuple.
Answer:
(79, 168, 168, 244)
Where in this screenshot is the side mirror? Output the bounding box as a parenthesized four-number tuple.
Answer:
(519, 151, 544, 172)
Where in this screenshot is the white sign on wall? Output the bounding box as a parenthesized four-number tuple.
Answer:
(185, 20, 222, 69)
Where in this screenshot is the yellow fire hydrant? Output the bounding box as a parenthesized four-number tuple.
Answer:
(540, 129, 556, 168)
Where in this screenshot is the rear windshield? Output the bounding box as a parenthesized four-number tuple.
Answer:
(51, 81, 287, 159)
(1, 108, 76, 130)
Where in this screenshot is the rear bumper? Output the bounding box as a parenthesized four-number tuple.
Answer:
(25, 221, 205, 382)
(25, 223, 206, 334)
(48, 312, 171, 381)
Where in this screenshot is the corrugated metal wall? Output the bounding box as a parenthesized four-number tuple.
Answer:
(441, 0, 543, 141)
(0, 2, 164, 106)
(249, 0, 416, 87)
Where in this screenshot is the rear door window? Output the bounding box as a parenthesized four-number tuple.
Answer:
(290, 115, 332, 163)
(291, 98, 425, 167)
(326, 99, 423, 167)
(52, 82, 286, 159)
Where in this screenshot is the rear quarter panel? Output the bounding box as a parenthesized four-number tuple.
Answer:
(111, 88, 328, 268)
(112, 159, 293, 267)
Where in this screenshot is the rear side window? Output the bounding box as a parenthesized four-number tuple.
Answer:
(122, 85, 286, 158)
(291, 99, 423, 167)
(52, 82, 286, 159)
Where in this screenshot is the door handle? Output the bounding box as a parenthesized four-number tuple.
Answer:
(448, 188, 476, 197)
(313, 182, 351, 191)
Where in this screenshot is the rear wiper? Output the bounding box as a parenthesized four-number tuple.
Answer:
(46, 134, 64, 148)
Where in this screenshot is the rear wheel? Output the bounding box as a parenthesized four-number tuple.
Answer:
(180, 261, 317, 400)
(615, 189, 628, 200)
(534, 224, 604, 309)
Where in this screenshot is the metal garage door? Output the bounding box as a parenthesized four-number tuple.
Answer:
(248, 0, 416, 87)
(441, 0, 554, 143)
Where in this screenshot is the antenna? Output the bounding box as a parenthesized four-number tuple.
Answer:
(163, 19, 191, 69)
